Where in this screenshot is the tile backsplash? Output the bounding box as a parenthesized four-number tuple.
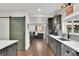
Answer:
(64, 34, 79, 41)
(70, 34, 79, 41)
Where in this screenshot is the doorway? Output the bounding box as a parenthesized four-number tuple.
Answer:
(9, 16, 25, 50)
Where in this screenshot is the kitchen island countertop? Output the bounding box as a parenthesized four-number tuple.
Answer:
(0, 40, 18, 50)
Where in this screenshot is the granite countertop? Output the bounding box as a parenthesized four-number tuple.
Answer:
(49, 35, 79, 53)
(0, 40, 18, 50)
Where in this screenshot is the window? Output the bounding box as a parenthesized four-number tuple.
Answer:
(66, 21, 72, 33)
(73, 21, 79, 33)
(64, 20, 79, 33)
(66, 25, 72, 33)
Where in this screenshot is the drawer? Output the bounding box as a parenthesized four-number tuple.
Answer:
(6, 43, 17, 56)
(0, 48, 6, 56)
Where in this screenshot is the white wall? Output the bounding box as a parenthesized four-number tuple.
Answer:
(0, 10, 30, 50)
(25, 15, 30, 50)
(73, 4, 79, 13)
(0, 18, 9, 40)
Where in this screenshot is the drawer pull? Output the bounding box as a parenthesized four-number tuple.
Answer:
(66, 50, 70, 54)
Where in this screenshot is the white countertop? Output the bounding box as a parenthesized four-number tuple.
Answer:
(0, 40, 18, 50)
(49, 35, 79, 53)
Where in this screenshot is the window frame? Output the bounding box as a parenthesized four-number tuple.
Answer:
(63, 19, 79, 35)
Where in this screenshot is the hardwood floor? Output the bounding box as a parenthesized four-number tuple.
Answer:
(17, 39, 55, 56)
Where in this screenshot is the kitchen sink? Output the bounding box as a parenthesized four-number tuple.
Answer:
(58, 38, 70, 41)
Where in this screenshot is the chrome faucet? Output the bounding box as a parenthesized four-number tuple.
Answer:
(67, 30, 70, 39)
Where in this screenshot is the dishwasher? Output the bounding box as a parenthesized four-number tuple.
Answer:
(62, 44, 76, 56)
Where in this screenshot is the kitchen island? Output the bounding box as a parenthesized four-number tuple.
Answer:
(0, 40, 18, 56)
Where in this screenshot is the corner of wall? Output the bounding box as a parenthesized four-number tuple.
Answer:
(25, 14, 30, 50)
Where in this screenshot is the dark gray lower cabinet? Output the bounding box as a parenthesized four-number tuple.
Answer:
(56, 41, 61, 56)
(0, 43, 17, 56)
(48, 36, 56, 55)
(48, 36, 79, 56)
(51, 38, 56, 55)
(6, 43, 17, 56)
(48, 36, 61, 56)
(0, 48, 6, 56)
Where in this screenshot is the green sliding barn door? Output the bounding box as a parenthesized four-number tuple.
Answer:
(10, 17, 25, 50)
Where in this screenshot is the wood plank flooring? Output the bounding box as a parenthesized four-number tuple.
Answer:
(17, 39, 55, 56)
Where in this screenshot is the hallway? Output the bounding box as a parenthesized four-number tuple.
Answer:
(17, 39, 55, 56)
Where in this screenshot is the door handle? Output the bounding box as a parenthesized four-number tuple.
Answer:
(23, 32, 25, 36)
(66, 50, 70, 54)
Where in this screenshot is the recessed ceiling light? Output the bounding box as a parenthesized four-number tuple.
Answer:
(37, 8, 41, 11)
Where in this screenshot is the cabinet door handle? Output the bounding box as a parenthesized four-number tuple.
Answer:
(66, 50, 70, 54)
(23, 32, 25, 36)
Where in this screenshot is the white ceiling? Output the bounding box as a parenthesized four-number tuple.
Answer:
(0, 3, 62, 15)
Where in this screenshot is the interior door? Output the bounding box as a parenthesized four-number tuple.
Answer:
(10, 17, 25, 50)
